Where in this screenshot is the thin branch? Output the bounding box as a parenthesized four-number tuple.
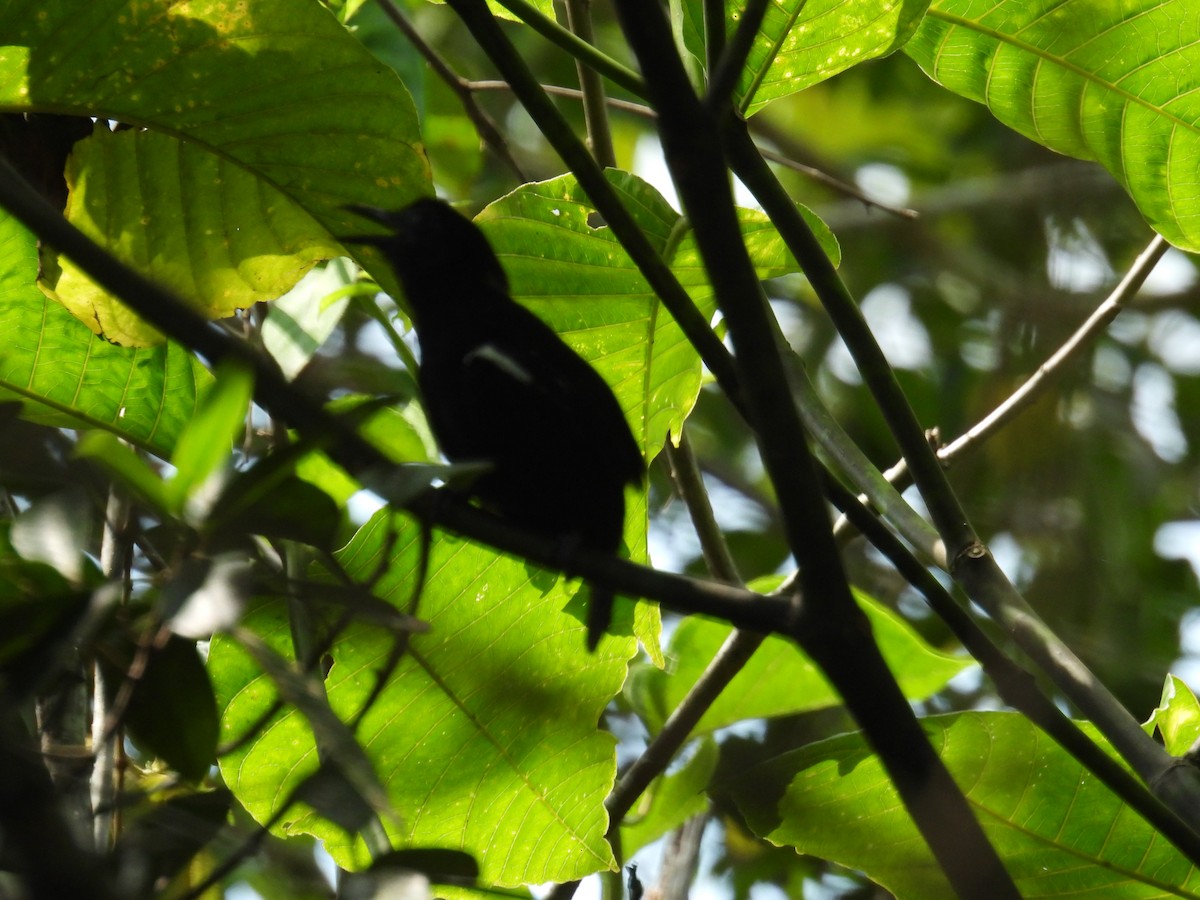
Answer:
(703, 0, 726, 71)
(704, 0, 768, 112)
(609, 630, 761, 825)
(757, 144, 918, 219)
(91, 486, 131, 852)
(938, 234, 1168, 465)
(866, 234, 1167, 512)
(493, 0, 646, 97)
(664, 433, 741, 584)
(468, 80, 918, 218)
(606, 434, 759, 827)
(373, 0, 527, 182)
(563, 0, 616, 169)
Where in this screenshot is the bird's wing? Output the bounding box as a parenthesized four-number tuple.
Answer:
(469, 304, 643, 483)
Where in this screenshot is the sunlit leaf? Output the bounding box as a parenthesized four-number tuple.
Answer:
(727, 712, 1200, 899)
(210, 511, 634, 887)
(723, 0, 931, 115)
(0, 210, 211, 457)
(629, 589, 971, 734)
(905, 0, 1200, 250)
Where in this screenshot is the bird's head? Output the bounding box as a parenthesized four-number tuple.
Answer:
(342, 198, 510, 313)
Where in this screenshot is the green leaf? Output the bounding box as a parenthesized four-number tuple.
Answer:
(727, 711, 1200, 899)
(1146, 675, 1200, 756)
(45, 127, 344, 347)
(620, 737, 717, 857)
(0, 0, 430, 335)
(106, 634, 220, 782)
(168, 360, 254, 508)
(731, 0, 932, 116)
(629, 588, 972, 735)
(904, 0, 1200, 251)
(210, 511, 633, 887)
(0, 209, 212, 458)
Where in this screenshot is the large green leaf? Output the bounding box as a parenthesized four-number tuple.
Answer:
(0, 210, 210, 457)
(0, 0, 428, 341)
(476, 171, 835, 455)
(727, 711, 1200, 899)
(904, 0, 1200, 251)
(628, 588, 971, 735)
(719, 0, 931, 115)
(210, 512, 633, 887)
(48, 127, 344, 346)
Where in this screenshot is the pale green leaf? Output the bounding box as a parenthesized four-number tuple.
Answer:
(0, 210, 211, 458)
(47, 127, 343, 346)
(726, 0, 931, 115)
(211, 512, 635, 887)
(168, 360, 253, 507)
(1146, 675, 1200, 756)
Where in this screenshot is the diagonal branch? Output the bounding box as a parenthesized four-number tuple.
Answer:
(608, 1, 1020, 895)
(720, 115, 1200, 828)
(373, 0, 527, 182)
(938, 235, 1168, 464)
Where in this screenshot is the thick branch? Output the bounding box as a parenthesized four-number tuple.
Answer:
(609, 3, 1018, 895)
(721, 116, 1200, 825)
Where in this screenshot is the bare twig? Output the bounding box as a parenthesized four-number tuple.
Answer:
(91, 486, 131, 851)
(373, 0, 527, 181)
(468, 80, 918, 218)
(938, 235, 1168, 464)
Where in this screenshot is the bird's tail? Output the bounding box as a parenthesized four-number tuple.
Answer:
(586, 585, 614, 651)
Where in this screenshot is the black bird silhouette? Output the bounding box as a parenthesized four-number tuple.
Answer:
(345, 198, 643, 649)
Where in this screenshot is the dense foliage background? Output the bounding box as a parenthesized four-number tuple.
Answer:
(3, 0, 1200, 897)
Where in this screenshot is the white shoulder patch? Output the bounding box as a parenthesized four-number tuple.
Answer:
(465, 343, 534, 384)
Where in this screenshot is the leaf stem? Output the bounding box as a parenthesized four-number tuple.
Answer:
(493, 0, 646, 97)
